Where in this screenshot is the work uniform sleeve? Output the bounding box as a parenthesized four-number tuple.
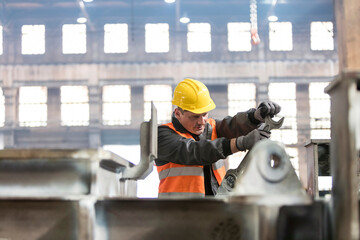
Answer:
(215, 109, 260, 139)
(156, 125, 231, 166)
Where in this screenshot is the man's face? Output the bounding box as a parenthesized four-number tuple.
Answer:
(175, 108, 209, 135)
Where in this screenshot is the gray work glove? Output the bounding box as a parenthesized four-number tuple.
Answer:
(254, 101, 281, 123)
(236, 129, 270, 151)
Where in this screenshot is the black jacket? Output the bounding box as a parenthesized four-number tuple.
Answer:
(155, 108, 260, 196)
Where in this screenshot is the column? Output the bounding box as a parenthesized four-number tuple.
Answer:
(296, 83, 311, 188)
(88, 85, 102, 148)
(2, 87, 17, 148)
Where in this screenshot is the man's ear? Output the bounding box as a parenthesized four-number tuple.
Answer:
(174, 108, 182, 119)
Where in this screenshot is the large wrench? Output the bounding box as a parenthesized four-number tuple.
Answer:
(259, 115, 285, 132)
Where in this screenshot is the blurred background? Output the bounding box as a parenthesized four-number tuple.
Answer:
(0, 0, 336, 197)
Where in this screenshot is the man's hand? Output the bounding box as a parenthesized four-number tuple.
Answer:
(254, 101, 281, 123)
(235, 129, 270, 151)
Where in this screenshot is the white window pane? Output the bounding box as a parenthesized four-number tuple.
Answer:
(269, 22, 293, 51)
(0, 88, 5, 127)
(61, 104, 89, 126)
(62, 24, 86, 54)
(104, 24, 128, 53)
(61, 86, 89, 103)
(102, 85, 131, 126)
(60, 86, 89, 126)
(103, 103, 131, 125)
(269, 83, 297, 144)
(0, 26, 3, 55)
(19, 105, 47, 127)
(228, 83, 256, 115)
(145, 23, 169, 53)
(19, 86, 47, 127)
(311, 22, 334, 51)
(269, 83, 296, 100)
(144, 85, 172, 123)
(19, 86, 47, 104)
(227, 22, 251, 52)
(21, 25, 45, 55)
(103, 85, 131, 102)
(309, 82, 331, 139)
(187, 23, 211, 52)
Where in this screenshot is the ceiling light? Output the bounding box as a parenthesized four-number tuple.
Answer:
(77, 17, 87, 24)
(83, 0, 93, 2)
(179, 17, 190, 24)
(268, 15, 278, 22)
(164, 0, 176, 3)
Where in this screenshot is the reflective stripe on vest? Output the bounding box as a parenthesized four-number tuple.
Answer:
(157, 126, 205, 197)
(157, 119, 226, 198)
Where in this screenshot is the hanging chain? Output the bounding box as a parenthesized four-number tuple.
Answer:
(250, 0, 261, 45)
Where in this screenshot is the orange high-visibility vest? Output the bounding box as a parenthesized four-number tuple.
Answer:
(156, 118, 226, 198)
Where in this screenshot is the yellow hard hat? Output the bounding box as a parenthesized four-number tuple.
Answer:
(172, 78, 216, 114)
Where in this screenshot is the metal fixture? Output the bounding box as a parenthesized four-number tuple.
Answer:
(325, 71, 360, 240)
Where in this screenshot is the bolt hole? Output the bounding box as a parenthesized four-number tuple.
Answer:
(269, 154, 281, 168)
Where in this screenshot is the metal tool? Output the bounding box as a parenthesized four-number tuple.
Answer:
(259, 115, 285, 132)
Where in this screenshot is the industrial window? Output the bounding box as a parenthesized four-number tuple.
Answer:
(187, 23, 211, 52)
(227, 22, 252, 52)
(18, 86, 47, 127)
(104, 24, 128, 53)
(102, 85, 131, 125)
(0, 25, 3, 55)
(60, 86, 89, 126)
(144, 85, 172, 123)
(21, 25, 45, 55)
(269, 22, 293, 51)
(62, 24, 86, 54)
(269, 82, 297, 144)
(145, 23, 169, 53)
(311, 22, 334, 51)
(0, 88, 5, 127)
(309, 82, 331, 139)
(228, 83, 256, 116)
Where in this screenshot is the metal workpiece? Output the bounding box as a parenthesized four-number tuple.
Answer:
(95, 198, 261, 240)
(0, 148, 136, 198)
(219, 140, 310, 205)
(216, 140, 313, 240)
(0, 197, 96, 240)
(325, 71, 360, 240)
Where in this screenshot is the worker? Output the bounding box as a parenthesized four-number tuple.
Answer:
(155, 78, 281, 198)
